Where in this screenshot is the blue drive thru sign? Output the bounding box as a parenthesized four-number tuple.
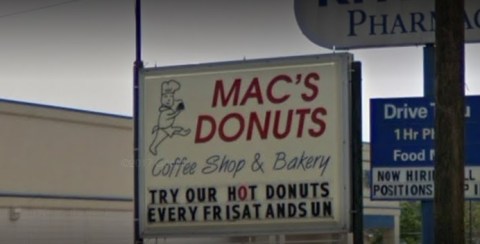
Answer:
(370, 96, 480, 200)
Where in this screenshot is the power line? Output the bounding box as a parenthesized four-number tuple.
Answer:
(0, 0, 84, 19)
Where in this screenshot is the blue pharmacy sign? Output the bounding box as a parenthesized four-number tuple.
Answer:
(370, 96, 480, 200)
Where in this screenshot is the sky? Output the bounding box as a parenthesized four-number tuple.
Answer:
(1, 0, 479, 141)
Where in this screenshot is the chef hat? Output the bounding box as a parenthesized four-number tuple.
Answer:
(161, 80, 180, 95)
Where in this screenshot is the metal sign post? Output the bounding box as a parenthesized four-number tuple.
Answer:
(421, 43, 435, 244)
(351, 62, 364, 244)
(133, 0, 144, 243)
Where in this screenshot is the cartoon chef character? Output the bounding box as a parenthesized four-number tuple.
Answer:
(149, 80, 191, 156)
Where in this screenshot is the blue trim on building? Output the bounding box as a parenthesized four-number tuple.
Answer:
(364, 215, 395, 229)
(0, 192, 132, 202)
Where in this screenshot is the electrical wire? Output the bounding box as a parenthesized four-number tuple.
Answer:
(0, 0, 84, 19)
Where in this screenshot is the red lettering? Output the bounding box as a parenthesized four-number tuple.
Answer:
(219, 113, 245, 142)
(247, 111, 271, 140)
(196, 106, 326, 143)
(267, 75, 291, 104)
(238, 185, 247, 201)
(212, 79, 241, 107)
(309, 107, 327, 137)
(301, 72, 320, 102)
(195, 115, 216, 143)
(295, 108, 311, 137)
(240, 77, 264, 105)
(273, 110, 293, 139)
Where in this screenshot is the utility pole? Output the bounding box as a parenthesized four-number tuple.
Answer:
(434, 0, 465, 243)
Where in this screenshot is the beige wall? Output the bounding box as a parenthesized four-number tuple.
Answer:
(0, 208, 132, 244)
(0, 101, 133, 207)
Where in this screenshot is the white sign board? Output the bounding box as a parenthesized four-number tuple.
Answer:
(294, 0, 480, 49)
(139, 54, 352, 237)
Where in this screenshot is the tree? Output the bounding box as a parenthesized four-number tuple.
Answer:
(400, 201, 422, 244)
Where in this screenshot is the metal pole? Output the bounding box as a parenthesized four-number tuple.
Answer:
(421, 43, 435, 244)
(351, 61, 363, 244)
(133, 0, 144, 243)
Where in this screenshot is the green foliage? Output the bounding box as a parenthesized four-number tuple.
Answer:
(465, 201, 480, 243)
(397, 200, 480, 243)
(400, 201, 421, 244)
(399, 201, 480, 243)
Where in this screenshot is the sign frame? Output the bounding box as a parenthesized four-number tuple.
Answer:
(138, 54, 354, 237)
